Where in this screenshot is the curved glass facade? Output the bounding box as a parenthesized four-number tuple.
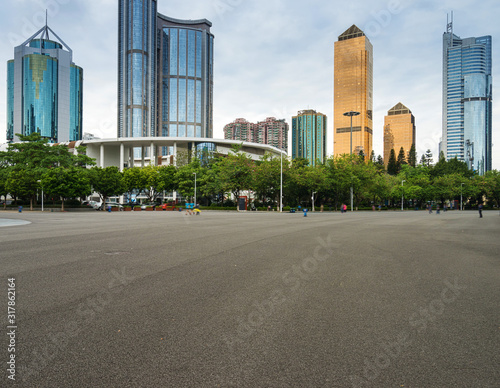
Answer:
(443, 28, 492, 174)
(118, 0, 157, 139)
(159, 25, 213, 142)
(7, 61, 14, 141)
(70, 65, 83, 141)
(23, 54, 58, 140)
(6, 33, 83, 143)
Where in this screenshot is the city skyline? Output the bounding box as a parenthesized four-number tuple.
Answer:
(0, 0, 499, 168)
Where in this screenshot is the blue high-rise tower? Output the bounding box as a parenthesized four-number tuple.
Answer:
(442, 15, 492, 174)
(118, 0, 214, 155)
(6, 23, 83, 143)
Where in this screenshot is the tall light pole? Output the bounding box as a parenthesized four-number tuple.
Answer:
(460, 182, 464, 211)
(401, 180, 406, 211)
(37, 180, 44, 212)
(280, 150, 283, 213)
(193, 172, 197, 206)
(312, 192, 316, 212)
(343, 111, 360, 212)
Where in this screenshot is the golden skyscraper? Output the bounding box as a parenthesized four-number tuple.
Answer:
(384, 103, 416, 166)
(334, 25, 373, 158)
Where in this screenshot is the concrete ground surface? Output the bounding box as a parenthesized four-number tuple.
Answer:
(0, 210, 499, 387)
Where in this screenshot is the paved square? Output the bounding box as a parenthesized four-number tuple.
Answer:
(1, 210, 499, 387)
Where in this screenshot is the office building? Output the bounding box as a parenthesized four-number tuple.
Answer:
(7, 23, 83, 143)
(384, 103, 416, 166)
(118, 0, 214, 157)
(442, 17, 492, 174)
(292, 110, 326, 166)
(334, 25, 373, 158)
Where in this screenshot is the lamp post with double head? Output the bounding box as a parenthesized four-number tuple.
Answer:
(343, 111, 360, 212)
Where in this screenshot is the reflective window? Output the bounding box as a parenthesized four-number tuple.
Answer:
(162, 80, 168, 121)
(187, 79, 195, 122)
(169, 124, 177, 137)
(132, 0, 143, 50)
(187, 125, 194, 137)
(196, 80, 202, 123)
(188, 30, 195, 77)
(132, 108, 142, 137)
(178, 79, 186, 122)
(179, 29, 187, 76)
(178, 124, 186, 137)
(170, 29, 178, 76)
(169, 78, 177, 122)
(196, 31, 202, 77)
(23, 54, 58, 140)
(7, 61, 14, 140)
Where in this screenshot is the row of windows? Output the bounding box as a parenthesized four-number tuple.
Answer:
(163, 28, 203, 78)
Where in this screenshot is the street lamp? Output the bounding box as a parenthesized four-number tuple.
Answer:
(37, 180, 44, 212)
(343, 111, 360, 212)
(460, 183, 464, 211)
(193, 172, 197, 206)
(401, 180, 406, 211)
(312, 192, 317, 212)
(280, 150, 283, 213)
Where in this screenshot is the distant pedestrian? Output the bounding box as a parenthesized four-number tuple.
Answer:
(479, 203, 483, 218)
(343, 204, 347, 213)
(436, 204, 440, 214)
(378, 204, 381, 211)
(443, 203, 447, 212)
(372, 205, 376, 211)
(340, 203, 344, 214)
(428, 204, 432, 214)
(320, 204, 324, 213)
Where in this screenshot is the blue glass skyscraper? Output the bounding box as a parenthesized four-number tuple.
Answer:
(292, 110, 327, 166)
(442, 17, 492, 174)
(118, 0, 157, 139)
(6, 23, 83, 143)
(118, 0, 214, 152)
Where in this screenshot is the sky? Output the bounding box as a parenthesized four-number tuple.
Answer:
(0, 0, 499, 169)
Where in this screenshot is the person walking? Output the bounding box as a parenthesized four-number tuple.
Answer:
(436, 204, 440, 214)
(479, 203, 483, 218)
(340, 203, 344, 214)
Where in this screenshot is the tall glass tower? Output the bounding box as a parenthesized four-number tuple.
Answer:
(6, 23, 83, 143)
(118, 0, 214, 154)
(118, 0, 157, 139)
(157, 14, 214, 141)
(334, 25, 373, 158)
(292, 110, 327, 166)
(442, 16, 492, 174)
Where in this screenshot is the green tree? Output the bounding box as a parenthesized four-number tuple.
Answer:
(397, 147, 407, 169)
(215, 152, 254, 207)
(424, 149, 433, 167)
(89, 167, 125, 209)
(42, 167, 91, 211)
(408, 144, 417, 167)
(387, 149, 398, 175)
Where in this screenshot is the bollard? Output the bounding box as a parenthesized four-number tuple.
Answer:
(18, 206, 22, 213)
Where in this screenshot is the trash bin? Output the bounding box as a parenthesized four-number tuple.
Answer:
(303, 209, 308, 217)
(18, 206, 22, 213)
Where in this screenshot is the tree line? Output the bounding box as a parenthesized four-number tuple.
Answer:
(1, 134, 499, 210)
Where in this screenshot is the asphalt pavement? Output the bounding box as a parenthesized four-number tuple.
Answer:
(1, 209, 499, 387)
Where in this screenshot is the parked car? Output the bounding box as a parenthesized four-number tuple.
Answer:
(95, 202, 123, 211)
(140, 202, 158, 210)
